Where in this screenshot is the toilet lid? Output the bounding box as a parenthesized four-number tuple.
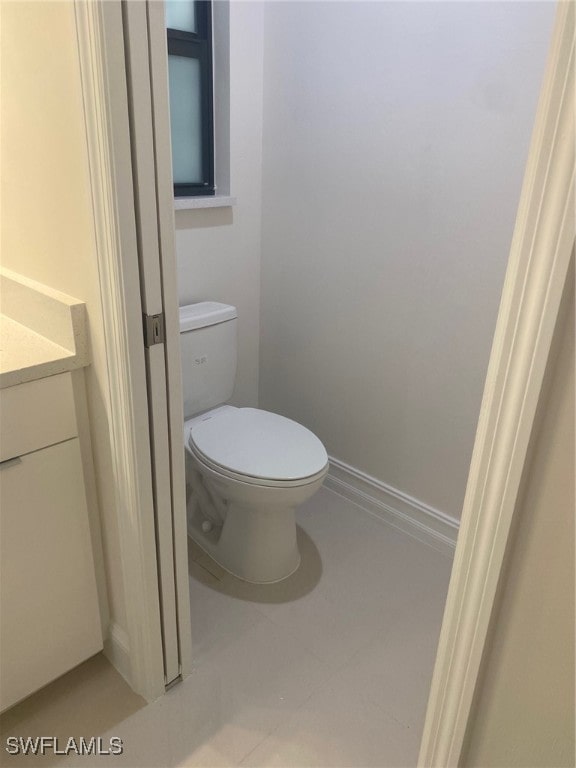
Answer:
(189, 408, 328, 481)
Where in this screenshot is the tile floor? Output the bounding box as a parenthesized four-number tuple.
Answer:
(0, 487, 452, 768)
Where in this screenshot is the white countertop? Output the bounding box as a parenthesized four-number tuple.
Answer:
(0, 268, 89, 389)
(0, 316, 79, 389)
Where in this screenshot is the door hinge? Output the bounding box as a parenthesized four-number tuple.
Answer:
(143, 313, 165, 347)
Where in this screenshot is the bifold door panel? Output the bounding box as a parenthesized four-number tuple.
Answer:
(122, 0, 191, 686)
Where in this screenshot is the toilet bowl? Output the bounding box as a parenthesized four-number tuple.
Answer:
(184, 406, 328, 583)
(180, 302, 328, 583)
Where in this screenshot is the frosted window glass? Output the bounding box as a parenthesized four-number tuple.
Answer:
(168, 55, 203, 184)
(165, 0, 196, 33)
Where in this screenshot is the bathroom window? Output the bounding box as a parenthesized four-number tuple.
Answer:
(166, 0, 215, 197)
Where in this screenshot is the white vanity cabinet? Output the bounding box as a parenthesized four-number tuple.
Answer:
(0, 373, 103, 712)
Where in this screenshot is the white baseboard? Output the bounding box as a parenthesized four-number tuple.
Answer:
(103, 622, 132, 687)
(324, 456, 459, 556)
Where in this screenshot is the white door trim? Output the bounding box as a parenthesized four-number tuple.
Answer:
(74, 0, 166, 702)
(418, 4, 575, 765)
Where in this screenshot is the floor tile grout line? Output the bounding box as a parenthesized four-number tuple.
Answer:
(236, 686, 322, 768)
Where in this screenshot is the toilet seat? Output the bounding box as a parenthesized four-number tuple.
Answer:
(187, 407, 328, 485)
(188, 442, 328, 489)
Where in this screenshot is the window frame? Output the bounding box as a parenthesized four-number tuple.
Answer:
(167, 0, 215, 197)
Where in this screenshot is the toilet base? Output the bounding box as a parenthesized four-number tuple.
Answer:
(187, 495, 301, 584)
(184, 438, 327, 584)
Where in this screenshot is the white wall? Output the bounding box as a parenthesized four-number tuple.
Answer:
(464, 260, 575, 767)
(175, 1, 264, 409)
(259, 1, 554, 519)
(1, 0, 128, 646)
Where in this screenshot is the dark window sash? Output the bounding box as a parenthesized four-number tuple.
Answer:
(167, 1, 214, 197)
(174, 183, 214, 197)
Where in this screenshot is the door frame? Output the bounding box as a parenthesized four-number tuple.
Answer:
(418, 3, 575, 764)
(74, 0, 192, 702)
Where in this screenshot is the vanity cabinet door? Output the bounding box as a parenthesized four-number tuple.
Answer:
(0, 438, 102, 712)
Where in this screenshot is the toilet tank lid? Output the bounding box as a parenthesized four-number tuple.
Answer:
(179, 302, 237, 333)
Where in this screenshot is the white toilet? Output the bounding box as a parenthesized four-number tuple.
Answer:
(180, 302, 328, 583)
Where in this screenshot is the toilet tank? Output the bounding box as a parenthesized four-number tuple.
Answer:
(179, 302, 238, 419)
